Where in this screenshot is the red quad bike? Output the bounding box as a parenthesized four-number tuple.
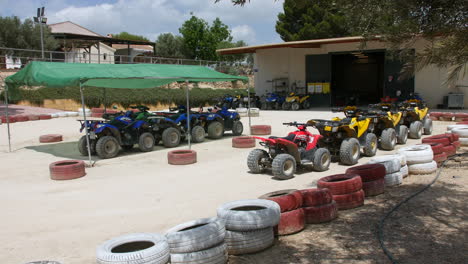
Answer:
(247, 122, 331, 180)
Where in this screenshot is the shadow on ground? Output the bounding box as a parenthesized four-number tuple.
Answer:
(230, 158, 468, 264)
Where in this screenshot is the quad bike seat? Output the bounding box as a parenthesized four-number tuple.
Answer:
(269, 133, 296, 142)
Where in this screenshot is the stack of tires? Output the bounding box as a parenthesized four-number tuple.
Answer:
(439, 112, 454, 121)
(236, 108, 248, 117)
(454, 113, 468, 122)
(422, 134, 458, 159)
(423, 142, 447, 167)
(398, 144, 437, 175)
(78, 108, 91, 117)
(259, 190, 305, 236)
(217, 199, 280, 255)
(368, 154, 406, 186)
(428, 112, 443, 121)
(317, 174, 364, 210)
(91, 108, 105, 118)
(452, 127, 468, 147)
(165, 217, 227, 264)
(96, 233, 170, 264)
(346, 164, 386, 196)
(300, 188, 338, 223)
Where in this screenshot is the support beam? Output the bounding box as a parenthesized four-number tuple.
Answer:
(79, 82, 93, 166)
(97, 42, 101, 64)
(186, 80, 191, 150)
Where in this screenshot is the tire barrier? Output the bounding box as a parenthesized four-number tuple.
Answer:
(49, 160, 86, 180)
(317, 174, 364, 210)
(39, 134, 63, 143)
(168, 150, 197, 165)
(38, 114, 52, 120)
(250, 125, 271, 135)
(346, 164, 386, 196)
(300, 188, 338, 224)
(232, 136, 256, 148)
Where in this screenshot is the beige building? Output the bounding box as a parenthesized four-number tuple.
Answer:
(218, 36, 468, 108)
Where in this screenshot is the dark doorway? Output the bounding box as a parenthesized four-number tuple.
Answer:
(331, 52, 385, 106)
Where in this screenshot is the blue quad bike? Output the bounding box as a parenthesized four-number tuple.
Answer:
(202, 106, 243, 137)
(261, 93, 285, 110)
(78, 109, 155, 159)
(156, 106, 206, 143)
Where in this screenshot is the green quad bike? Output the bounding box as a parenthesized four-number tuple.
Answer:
(307, 107, 378, 165)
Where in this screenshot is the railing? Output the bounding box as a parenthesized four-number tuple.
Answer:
(0, 47, 253, 76)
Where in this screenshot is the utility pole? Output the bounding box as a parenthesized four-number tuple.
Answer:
(34, 7, 47, 59)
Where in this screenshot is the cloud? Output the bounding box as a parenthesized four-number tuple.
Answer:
(232, 25, 256, 44)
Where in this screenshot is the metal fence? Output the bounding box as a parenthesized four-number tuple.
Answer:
(0, 47, 253, 76)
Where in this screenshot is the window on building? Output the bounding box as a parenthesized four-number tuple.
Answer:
(82, 52, 86, 59)
(103, 53, 107, 60)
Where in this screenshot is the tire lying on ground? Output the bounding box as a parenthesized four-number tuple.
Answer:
(332, 190, 365, 210)
(24, 261, 62, 264)
(384, 172, 403, 186)
(250, 125, 271, 135)
(303, 201, 338, 224)
(422, 135, 451, 146)
(224, 228, 274, 255)
(400, 165, 409, 178)
(362, 178, 386, 196)
(165, 217, 225, 254)
(259, 189, 303, 212)
(345, 164, 386, 182)
(408, 160, 438, 175)
(446, 124, 468, 131)
(441, 144, 456, 156)
(368, 156, 402, 174)
(423, 142, 444, 154)
(38, 114, 52, 120)
(168, 150, 197, 165)
(96, 233, 170, 264)
(397, 144, 434, 165)
(27, 114, 40, 121)
(39, 134, 63, 143)
(433, 152, 448, 167)
(275, 208, 305, 235)
(49, 160, 86, 180)
(232, 136, 255, 148)
(15, 115, 29, 122)
(300, 188, 333, 207)
(317, 174, 363, 195)
(170, 242, 227, 264)
(452, 127, 468, 138)
(217, 199, 280, 231)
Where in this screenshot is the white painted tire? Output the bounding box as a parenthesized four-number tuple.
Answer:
(408, 161, 437, 175)
(165, 217, 225, 254)
(397, 144, 434, 165)
(78, 112, 91, 117)
(385, 172, 403, 186)
(77, 108, 91, 112)
(460, 137, 468, 146)
(225, 227, 274, 255)
(57, 112, 68, 118)
(400, 165, 409, 178)
(170, 242, 227, 264)
(217, 199, 280, 231)
(236, 108, 248, 113)
(446, 124, 468, 131)
(66, 111, 79, 117)
(51, 113, 59, 118)
(368, 156, 402, 174)
(96, 233, 170, 264)
(452, 127, 468, 138)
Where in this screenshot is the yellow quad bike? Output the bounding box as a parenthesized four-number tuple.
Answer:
(282, 92, 311, 111)
(367, 103, 408, 150)
(398, 99, 432, 139)
(307, 107, 378, 165)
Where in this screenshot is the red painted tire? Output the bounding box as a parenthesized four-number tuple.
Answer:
(14, 115, 29, 122)
(317, 174, 362, 195)
(450, 133, 460, 141)
(333, 189, 365, 210)
(420, 142, 444, 155)
(105, 110, 119, 114)
(456, 121, 468, 125)
(441, 145, 456, 156)
(452, 141, 461, 150)
(362, 178, 385, 197)
(454, 113, 468, 118)
(232, 136, 255, 148)
(38, 114, 52, 120)
(259, 189, 303, 212)
(276, 208, 305, 236)
(91, 113, 103, 118)
(27, 114, 40, 121)
(1, 116, 17, 123)
(433, 152, 447, 163)
(168, 149, 197, 165)
(429, 116, 439, 121)
(462, 118, 468, 122)
(422, 135, 450, 146)
(300, 188, 333, 207)
(303, 201, 338, 224)
(345, 164, 386, 182)
(250, 125, 271, 135)
(429, 112, 443, 118)
(39, 134, 63, 143)
(49, 160, 86, 180)
(91, 107, 105, 113)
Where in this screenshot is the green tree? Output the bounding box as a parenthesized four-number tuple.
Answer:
(276, 0, 349, 41)
(112, 31, 150, 42)
(179, 16, 232, 60)
(155, 33, 184, 58)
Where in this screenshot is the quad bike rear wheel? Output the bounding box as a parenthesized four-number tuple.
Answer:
(380, 128, 397, 150)
(78, 135, 96, 156)
(291, 102, 301, 111)
(409, 121, 423, 139)
(96, 136, 120, 159)
(396, 125, 408, 144)
(282, 102, 291, 110)
(362, 133, 378, 156)
(302, 100, 311, 109)
(272, 153, 296, 180)
(340, 138, 360, 165)
(247, 149, 269, 173)
(423, 118, 433, 135)
(313, 148, 331, 172)
(162, 127, 181, 148)
(138, 132, 155, 152)
(232, 121, 244, 136)
(191, 125, 206, 143)
(208, 121, 224, 139)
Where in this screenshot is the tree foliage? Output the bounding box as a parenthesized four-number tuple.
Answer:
(112, 31, 150, 42)
(179, 16, 232, 61)
(155, 33, 184, 58)
(276, 0, 349, 41)
(0, 16, 57, 52)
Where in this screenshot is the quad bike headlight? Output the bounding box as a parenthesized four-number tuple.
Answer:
(332, 126, 338, 132)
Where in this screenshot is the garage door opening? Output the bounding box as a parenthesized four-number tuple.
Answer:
(331, 52, 385, 106)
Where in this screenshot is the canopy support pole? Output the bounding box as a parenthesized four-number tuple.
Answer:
(186, 79, 191, 150)
(79, 81, 93, 167)
(247, 87, 252, 135)
(103, 88, 107, 112)
(3, 85, 12, 152)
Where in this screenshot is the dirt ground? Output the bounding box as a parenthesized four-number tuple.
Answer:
(0, 106, 467, 264)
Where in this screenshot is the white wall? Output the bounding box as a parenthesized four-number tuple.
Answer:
(65, 43, 115, 64)
(254, 39, 468, 108)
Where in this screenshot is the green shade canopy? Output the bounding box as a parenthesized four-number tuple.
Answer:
(5, 61, 248, 92)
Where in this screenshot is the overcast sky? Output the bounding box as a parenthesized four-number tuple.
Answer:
(0, 0, 285, 45)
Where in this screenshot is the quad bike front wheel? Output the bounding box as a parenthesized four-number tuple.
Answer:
(208, 121, 224, 139)
(363, 133, 378, 156)
(96, 136, 120, 159)
(191, 125, 206, 143)
(162, 127, 181, 148)
(302, 100, 311, 109)
(272, 153, 296, 180)
(291, 102, 301, 111)
(138, 132, 155, 152)
(409, 121, 423, 139)
(340, 138, 360, 165)
(232, 120, 244, 136)
(423, 118, 433, 135)
(380, 128, 397, 150)
(247, 149, 269, 173)
(78, 135, 96, 156)
(313, 148, 331, 172)
(396, 125, 408, 144)
(282, 102, 291, 110)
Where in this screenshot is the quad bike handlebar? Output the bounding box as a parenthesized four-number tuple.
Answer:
(282, 121, 310, 127)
